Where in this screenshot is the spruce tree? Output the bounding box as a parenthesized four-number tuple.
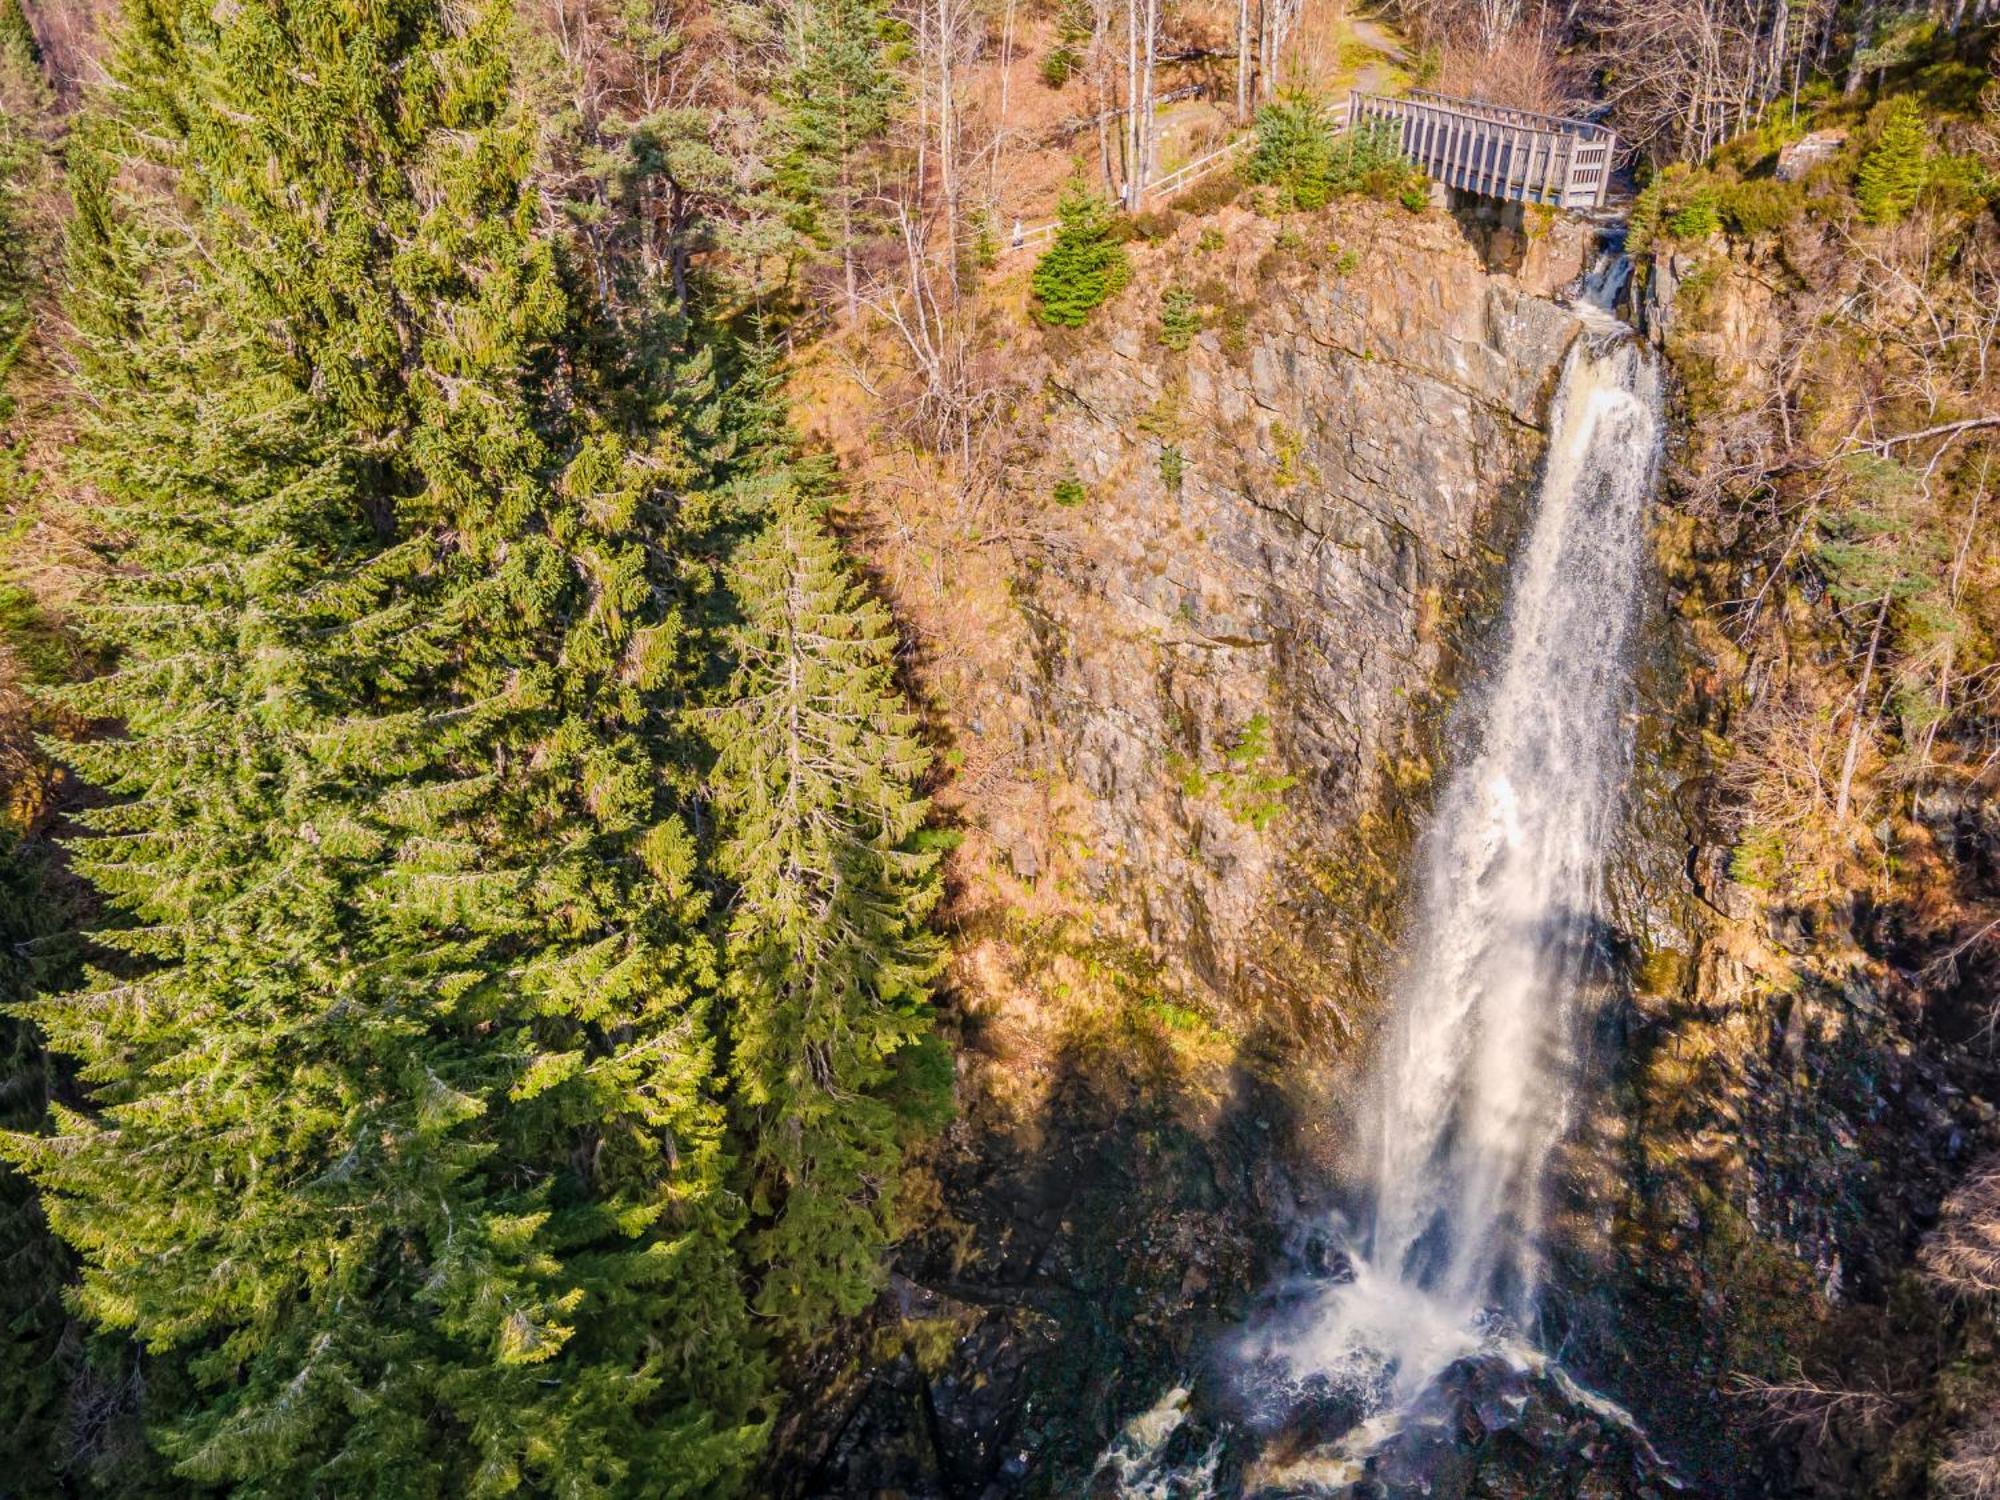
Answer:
(1031, 176, 1131, 327)
(772, 0, 902, 315)
(0, 827, 78, 1499)
(1, 0, 769, 1490)
(707, 491, 948, 1337)
(1858, 95, 1930, 224)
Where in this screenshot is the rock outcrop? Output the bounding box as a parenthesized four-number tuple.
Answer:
(771, 200, 1602, 1499)
(996, 202, 1585, 1013)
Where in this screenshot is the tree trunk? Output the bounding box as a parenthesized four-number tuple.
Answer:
(1139, 0, 1157, 195)
(992, 0, 1015, 199)
(938, 0, 960, 304)
(1834, 592, 1891, 822)
(1844, 0, 1876, 96)
(1124, 0, 1140, 208)
(1236, 0, 1250, 122)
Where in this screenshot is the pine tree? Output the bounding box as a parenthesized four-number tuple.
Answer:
(1, 0, 771, 1489)
(1858, 95, 1931, 224)
(1031, 176, 1131, 327)
(0, 827, 82, 1499)
(706, 491, 949, 1337)
(772, 0, 903, 316)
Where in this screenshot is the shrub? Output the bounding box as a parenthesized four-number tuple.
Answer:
(1196, 225, 1226, 253)
(1159, 284, 1199, 350)
(1052, 474, 1088, 507)
(1720, 178, 1804, 237)
(1919, 151, 1995, 217)
(1170, 167, 1243, 216)
(1630, 165, 1726, 249)
(1249, 95, 1423, 212)
(1666, 182, 1722, 238)
(1730, 826, 1788, 889)
(1857, 96, 1929, 224)
(1032, 178, 1131, 326)
(1160, 445, 1185, 493)
(1041, 0, 1092, 88)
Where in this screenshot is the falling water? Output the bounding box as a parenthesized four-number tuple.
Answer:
(1236, 270, 1663, 1411)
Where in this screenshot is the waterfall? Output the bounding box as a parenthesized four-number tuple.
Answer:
(1237, 276, 1663, 1409)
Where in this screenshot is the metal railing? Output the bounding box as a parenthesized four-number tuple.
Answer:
(1004, 87, 1617, 257)
(1004, 134, 1252, 255)
(1347, 89, 1617, 210)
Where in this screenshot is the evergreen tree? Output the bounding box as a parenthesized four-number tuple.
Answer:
(706, 491, 949, 1337)
(1250, 90, 1341, 210)
(0, 825, 82, 1499)
(771, 0, 903, 316)
(1, 0, 771, 1489)
(1031, 177, 1131, 327)
(1858, 95, 1931, 224)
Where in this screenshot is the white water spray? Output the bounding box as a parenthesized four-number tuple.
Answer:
(1240, 279, 1662, 1408)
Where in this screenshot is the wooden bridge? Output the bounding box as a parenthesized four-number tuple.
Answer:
(1346, 90, 1617, 211)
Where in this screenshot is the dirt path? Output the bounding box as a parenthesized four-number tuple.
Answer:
(1346, 11, 1408, 96)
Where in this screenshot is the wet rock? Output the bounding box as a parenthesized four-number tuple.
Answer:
(1020, 201, 1581, 1009)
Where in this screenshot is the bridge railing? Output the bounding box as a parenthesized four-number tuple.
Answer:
(1347, 90, 1616, 211)
(1004, 133, 1252, 255)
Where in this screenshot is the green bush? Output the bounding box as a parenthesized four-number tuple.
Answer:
(1032, 177, 1131, 326)
(1730, 827, 1788, 889)
(1248, 95, 1424, 212)
(1041, 44, 1081, 88)
(1666, 182, 1722, 238)
(1922, 151, 1998, 216)
(1159, 283, 1199, 350)
(1170, 167, 1244, 216)
(1052, 474, 1088, 507)
(1160, 444, 1185, 493)
(1629, 165, 1729, 249)
(1041, 0, 1091, 88)
(1720, 178, 1804, 237)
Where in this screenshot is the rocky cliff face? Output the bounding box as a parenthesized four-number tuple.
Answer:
(1556, 242, 2000, 1499)
(772, 200, 1601, 1499)
(992, 202, 1587, 1018)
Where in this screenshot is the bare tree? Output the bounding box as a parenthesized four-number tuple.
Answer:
(1921, 1159, 2000, 1300)
(1589, 0, 1836, 161)
(1729, 1365, 1907, 1449)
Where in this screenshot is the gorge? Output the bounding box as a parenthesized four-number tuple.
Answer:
(1, 2, 1997, 1498)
